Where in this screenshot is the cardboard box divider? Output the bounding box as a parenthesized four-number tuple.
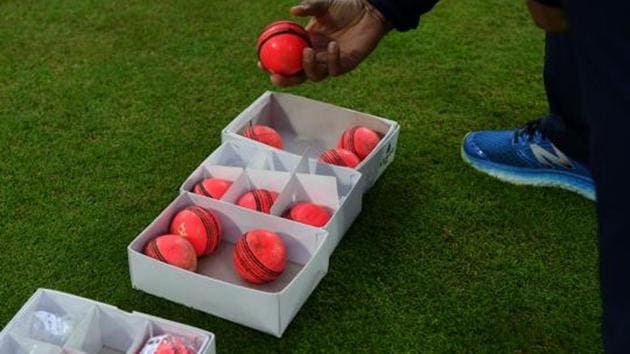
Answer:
(269, 173, 341, 219)
(179, 141, 363, 255)
(219, 168, 292, 206)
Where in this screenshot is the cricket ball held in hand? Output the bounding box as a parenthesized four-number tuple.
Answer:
(257, 20, 310, 76)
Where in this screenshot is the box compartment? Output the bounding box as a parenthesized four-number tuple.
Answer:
(128, 193, 330, 337)
(222, 91, 399, 191)
(0, 289, 215, 354)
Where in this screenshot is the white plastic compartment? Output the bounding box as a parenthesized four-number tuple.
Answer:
(0, 289, 215, 354)
(221, 91, 400, 191)
(128, 192, 330, 338)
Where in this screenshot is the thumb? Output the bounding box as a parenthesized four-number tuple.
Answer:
(290, 0, 331, 17)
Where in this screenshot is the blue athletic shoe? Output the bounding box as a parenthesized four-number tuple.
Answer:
(461, 120, 595, 200)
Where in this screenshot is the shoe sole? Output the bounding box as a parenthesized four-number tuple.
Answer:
(460, 136, 596, 201)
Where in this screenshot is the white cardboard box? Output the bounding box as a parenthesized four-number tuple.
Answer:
(179, 140, 364, 256)
(128, 193, 330, 338)
(221, 91, 400, 192)
(129, 92, 397, 338)
(0, 289, 215, 354)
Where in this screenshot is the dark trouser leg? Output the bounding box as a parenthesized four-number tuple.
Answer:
(565, 1, 630, 352)
(541, 32, 590, 162)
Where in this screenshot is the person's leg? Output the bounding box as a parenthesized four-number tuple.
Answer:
(564, 1, 630, 351)
(541, 32, 589, 163)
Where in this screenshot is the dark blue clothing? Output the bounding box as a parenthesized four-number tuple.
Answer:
(369, 0, 562, 31)
(540, 34, 590, 163)
(564, 2, 630, 352)
(369, 0, 438, 31)
(369, 0, 630, 352)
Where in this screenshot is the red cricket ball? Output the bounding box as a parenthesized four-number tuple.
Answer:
(170, 206, 223, 257)
(284, 202, 332, 227)
(242, 124, 284, 149)
(193, 178, 232, 200)
(337, 126, 382, 160)
(237, 189, 278, 214)
(233, 229, 287, 284)
(144, 234, 198, 272)
(257, 20, 310, 76)
(142, 335, 195, 354)
(319, 148, 361, 168)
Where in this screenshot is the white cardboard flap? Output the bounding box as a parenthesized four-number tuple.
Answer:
(65, 306, 147, 354)
(293, 155, 362, 200)
(243, 149, 269, 169)
(246, 148, 302, 173)
(205, 166, 244, 183)
(124, 324, 150, 354)
(295, 173, 340, 208)
(220, 169, 291, 207)
(180, 164, 244, 195)
(270, 173, 340, 218)
(180, 141, 304, 194)
(202, 141, 249, 167)
(197, 139, 278, 170)
(64, 307, 100, 352)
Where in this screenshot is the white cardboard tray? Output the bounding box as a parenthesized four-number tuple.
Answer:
(129, 92, 397, 338)
(128, 193, 330, 338)
(221, 91, 400, 192)
(0, 289, 215, 354)
(179, 140, 364, 255)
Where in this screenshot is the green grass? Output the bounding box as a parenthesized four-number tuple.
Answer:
(0, 0, 601, 352)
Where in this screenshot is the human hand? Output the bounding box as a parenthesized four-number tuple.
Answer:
(526, 0, 568, 32)
(260, 0, 391, 87)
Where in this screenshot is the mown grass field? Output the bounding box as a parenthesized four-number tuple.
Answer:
(0, 0, 601, 352)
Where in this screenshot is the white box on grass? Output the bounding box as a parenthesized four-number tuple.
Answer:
(128, 193, 330, 338)
(128, 92, 396, 338)
(221, 91, 400, 191)
(179, 141, 364, 257)
(0, 289, 215, 354)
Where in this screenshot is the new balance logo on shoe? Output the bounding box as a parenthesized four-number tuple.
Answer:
(530, 143, 574, 169)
